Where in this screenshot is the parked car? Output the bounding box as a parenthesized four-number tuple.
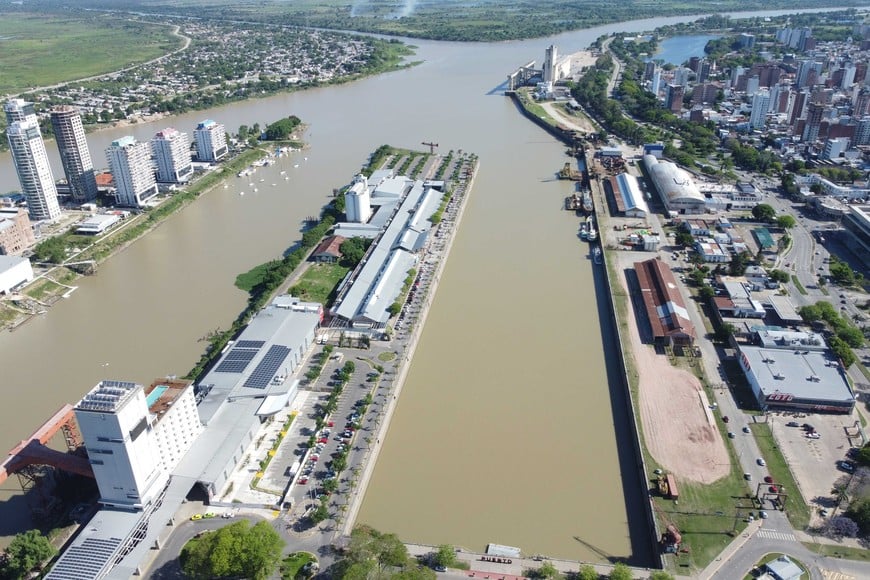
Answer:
(786, 421, 800, 427)
(837, 460, 856, 473)
(764, 475, 774, 484)
(757, 458, 766, 466)
(806, 432, 821, 439)
(728, 432, 735, 439)
(722, 416, 730, 423)
(759, 511, 769, 519)
(742, 426, 751, 433)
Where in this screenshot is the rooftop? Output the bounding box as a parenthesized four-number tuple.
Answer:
(739, 345, 854, 404)
(76, 381, 140, 413)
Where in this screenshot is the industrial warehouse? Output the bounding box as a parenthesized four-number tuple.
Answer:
(331, 170, 445, 328)
(633, 257, 696, 346)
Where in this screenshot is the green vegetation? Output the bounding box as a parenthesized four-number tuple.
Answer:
(829, 256, 865, 287)
(749, 423, 811, 530)
(752, 204, 777, 223)
(339, 237, 372, 266)
(363, 145, 393, 176)
(180, 520, 284, 580)
(0, 12, 181, 94)
(791, 275, 808, 296)
(802, 542, 870, 562)
(0, 530, 57, 580)
(280, 552, 316, 580)
(798, 301, 862, 367)
(24, 279, 62, 301)
(332, 525, 435, 580)
(264, 116, 302, 141)
(289, 262, 351, 305)
(83, 0, 865, 42)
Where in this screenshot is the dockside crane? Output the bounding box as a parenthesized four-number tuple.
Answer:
(422, 141, 439, 154)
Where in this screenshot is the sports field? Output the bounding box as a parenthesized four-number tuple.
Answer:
(0, 12, 183, 94)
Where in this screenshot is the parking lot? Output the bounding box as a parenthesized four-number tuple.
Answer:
(767, 411, 865, 523)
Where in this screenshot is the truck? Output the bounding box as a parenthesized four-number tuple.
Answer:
(286, 460, 302, 479)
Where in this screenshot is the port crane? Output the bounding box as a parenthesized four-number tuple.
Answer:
(422, 141, 439, 154)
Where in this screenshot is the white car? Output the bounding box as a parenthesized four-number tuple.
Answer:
(757, 458, 766, 467)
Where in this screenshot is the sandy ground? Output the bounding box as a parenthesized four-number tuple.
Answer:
(616, 252, 730, 484)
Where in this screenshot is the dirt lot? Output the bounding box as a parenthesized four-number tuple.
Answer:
(616, 252, 730, 484)
(768, 410, 866, 524)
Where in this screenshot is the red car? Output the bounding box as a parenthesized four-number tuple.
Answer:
(327, 421, 335, 427)
(298, 476, 309, 484)
(722, 416, 730, 423)
(318, 437, 328, 444)
(764, 476, 774, 484)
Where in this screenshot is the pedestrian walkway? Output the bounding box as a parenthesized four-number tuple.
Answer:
(756, 529, 797, 542)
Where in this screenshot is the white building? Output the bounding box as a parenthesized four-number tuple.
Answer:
(107, 136, 158, 208)
(6, 119, 62, 222)
(822, 137, 850, 160)
(194, 119, 228, 162)
(0, 255, 34, 294)
(51, 106, 98, 202)
(344, 174, 372, 223)
(4, 98, 35, 124)
(75, 381, 169, 509)
(151, 128, 193, 183)
(643, 155, 706, 214)
(750, 90, 770, 130)
(143, 378, 203, 474)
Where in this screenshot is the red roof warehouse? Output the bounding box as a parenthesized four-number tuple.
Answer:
(633, 257, 696, 346)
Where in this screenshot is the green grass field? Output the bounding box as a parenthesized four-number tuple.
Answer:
(0, 13, 182, 94)
(749, 423, 811, 530)
(289, 262, 350, 305)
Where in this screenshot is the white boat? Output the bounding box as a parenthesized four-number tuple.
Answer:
(593, 247, 603, 265)
(280, 171, 287, 175)
(223, 184, 228, 188)
(253, 187, 259, 192)
(579, 222, 588, 240)
(294, 164, 300, 168)
(284, 176, 289, 180)
(272, 183, 277, 186)
(304, 157, 308, 161)
(586, 216, 597, 242)
(259, 178, 265, 182)
(239, 191, 245, 196)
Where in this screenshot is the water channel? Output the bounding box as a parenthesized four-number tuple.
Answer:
(0, 6, 834, 557)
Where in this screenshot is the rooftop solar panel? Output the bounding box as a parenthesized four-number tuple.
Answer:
(215, 359, 252, 374)
(244, 345, 291, 389)
(225, 348, 258, 362)
(236, 340, 266, 349)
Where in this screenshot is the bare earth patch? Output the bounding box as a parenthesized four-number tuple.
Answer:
(618, 262, 729, 484)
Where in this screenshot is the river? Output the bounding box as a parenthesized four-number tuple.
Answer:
(0, 6, 840, 559)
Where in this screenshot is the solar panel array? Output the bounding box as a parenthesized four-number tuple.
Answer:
(244, 345, 291, 389)
(44, 537, 122, 580)
(236, 340, 266, 349)
(215, 347, 259, 374)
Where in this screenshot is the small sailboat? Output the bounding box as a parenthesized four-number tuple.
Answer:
(239, 191, 245, 196)
(294, 164, 299, 168)
(280, 171, 286, 175)
(304, 157, 308, 161)
(284, 176, 289, 181)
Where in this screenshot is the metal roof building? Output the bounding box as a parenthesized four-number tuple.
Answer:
(738, 345, 855, 413)
(332, 178, 442, 328)
(643, 155, 706, 214)
(633, 258, 696, 345)
(608, 173, 649, 218)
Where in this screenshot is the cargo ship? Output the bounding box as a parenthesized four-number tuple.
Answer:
(582, 190, 594, 213)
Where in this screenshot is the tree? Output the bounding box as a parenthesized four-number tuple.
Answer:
(856, 444, 870, 467)
(433, 545, 457, 568)
(699, 285, 715, 300)
(752, 203, 776, 222)
(264, 115, 302, 140)
(538, 561, 560, 579)
(729, 251, 750, 276)
(180, 520, 284, 580)
(675, 230, 695, 247)
(827, 516, 860, 539)
(577, 564, 598, 580)
(310, 502, 330, 524)
(846, 497, 870, 535)
(0, 530, 56, 579)
(610, 562, 633, 580)
(649, 572, 675, 580)
(340, 237, 371, 266)
(768, 269, 790, 283)
(776, 214, 796, 229)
